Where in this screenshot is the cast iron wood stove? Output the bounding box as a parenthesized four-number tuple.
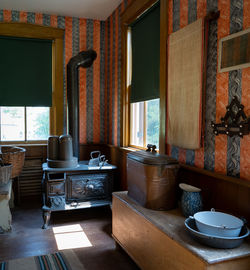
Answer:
(41, 50, 115, 229)
(42, 161, 116, 229)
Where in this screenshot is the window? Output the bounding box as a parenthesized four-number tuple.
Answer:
(0, 107, 50, 142)
(0, 23, 64, 142)
(0, 34, 52, 143)
(130, 99, 160, 148)
(127, 2, 160, 149)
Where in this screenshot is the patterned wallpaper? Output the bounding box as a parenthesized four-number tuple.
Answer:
(104, 0, 131, 146)
(106, 0, 250, 180)
(167, 0, 250, 180)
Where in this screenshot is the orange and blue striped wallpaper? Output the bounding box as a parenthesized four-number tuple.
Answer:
(1, 0, 249, 180)
(104, 0, 132, 146)
(106, 0, 250, 180)
(166, 0, 250, 180)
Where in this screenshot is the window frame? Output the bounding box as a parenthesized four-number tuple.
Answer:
(0, 22, 64, 144)
(129, 100, 146, 149)
(120, 0, 168, 153)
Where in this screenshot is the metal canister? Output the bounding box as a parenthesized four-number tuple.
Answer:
(59, 134, 73, 160)
(47, 136, 59, 160)
(127, 148, 180, 210)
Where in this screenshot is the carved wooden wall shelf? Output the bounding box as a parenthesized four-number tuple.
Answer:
(211, 96, 250, 138)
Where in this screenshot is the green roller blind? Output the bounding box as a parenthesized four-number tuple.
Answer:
(0, 36, 52, 106)
(130, 1, 160, 103)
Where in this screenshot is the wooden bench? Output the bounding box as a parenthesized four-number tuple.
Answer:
(112, 191, 250, 270)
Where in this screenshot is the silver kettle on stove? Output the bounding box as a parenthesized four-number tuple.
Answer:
(88, 151, 106, 167)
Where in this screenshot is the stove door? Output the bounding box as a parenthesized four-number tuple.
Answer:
(67, 173, 110, 201)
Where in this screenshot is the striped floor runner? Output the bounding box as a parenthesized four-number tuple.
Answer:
(0, 250, 84, 270)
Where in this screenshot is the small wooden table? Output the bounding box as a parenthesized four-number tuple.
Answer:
(112, 191, 250, 270)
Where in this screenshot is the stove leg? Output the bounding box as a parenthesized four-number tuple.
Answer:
(42, 210, 51, 229)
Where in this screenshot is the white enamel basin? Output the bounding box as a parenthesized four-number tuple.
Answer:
(192, 210, 243, 237)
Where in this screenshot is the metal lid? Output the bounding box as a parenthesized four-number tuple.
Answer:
(127, 150, 178, 165)
(59, 134, 72, 142)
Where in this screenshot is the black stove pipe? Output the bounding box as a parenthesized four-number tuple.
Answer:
(67, 50, 97, 158)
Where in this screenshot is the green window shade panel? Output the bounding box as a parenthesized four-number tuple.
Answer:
(130, 2, 160, 103)
(0, 36, 52, 106)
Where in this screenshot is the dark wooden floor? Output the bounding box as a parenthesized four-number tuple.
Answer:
(0, 204, 139, 270)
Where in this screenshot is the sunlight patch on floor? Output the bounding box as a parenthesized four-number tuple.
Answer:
(52, 224, 92, 250)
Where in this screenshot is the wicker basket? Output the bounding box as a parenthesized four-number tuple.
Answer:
(0, 146, 26, 178)
(0, 161, 12, 185)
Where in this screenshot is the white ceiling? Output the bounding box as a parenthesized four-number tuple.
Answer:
(0, 0, 122, 20)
